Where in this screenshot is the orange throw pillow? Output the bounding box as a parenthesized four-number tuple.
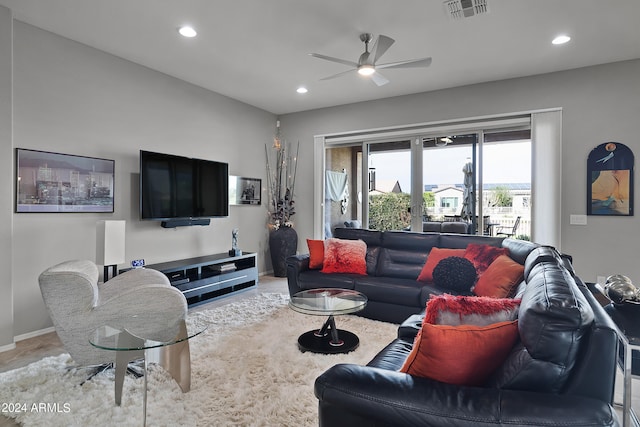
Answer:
(473, 255, 524, 298)
(306, 239, 324, 270)
(417, 248, 466, 283)
(400, 320, 519, 386)
(320, 238, 367, 275)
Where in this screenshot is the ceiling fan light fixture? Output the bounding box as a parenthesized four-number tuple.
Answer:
(358, 65, 376, 76)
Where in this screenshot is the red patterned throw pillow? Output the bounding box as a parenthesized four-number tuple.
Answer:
(464, 243, 509, 276)
(400, 294, 520, 386)
(320, 238, 367, 275)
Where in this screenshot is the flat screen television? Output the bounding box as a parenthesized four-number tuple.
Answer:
(140, 150, 229, 223)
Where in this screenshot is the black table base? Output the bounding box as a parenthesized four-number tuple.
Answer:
(297, 315, 359, 354)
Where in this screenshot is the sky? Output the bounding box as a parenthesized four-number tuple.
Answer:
(369, 140, 531, 192)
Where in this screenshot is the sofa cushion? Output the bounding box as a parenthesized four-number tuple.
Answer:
(321, 238, 367, 275)
(432, 256, 477, 292)
(416, 248, 466, 283)
(376, 248, 429, 280)
(400, 320, 519, 386)
(354, 276, 423, 307)
(307, 239, 324, 269)
(473, 255, 524, 298)
(489, 261, 594, 393)
(333, 227, 382, 247)
(297, 270, 355, 291)
(464, 243, 510, 275)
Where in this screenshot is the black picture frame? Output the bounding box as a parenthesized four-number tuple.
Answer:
(15, 148, 115, 213)
(587, 142, 634, 216)
(229, 176, 261, 205)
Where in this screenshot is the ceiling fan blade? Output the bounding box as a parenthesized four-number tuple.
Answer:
(370, 71, 390, 86)
(320, 68, 356, 81)
(376, 57, 432, 69)
(369, 35, 395, 64)
(309, 53, 359, 68)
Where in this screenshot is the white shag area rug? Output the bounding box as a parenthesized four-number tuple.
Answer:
(0, 293, 397, 426)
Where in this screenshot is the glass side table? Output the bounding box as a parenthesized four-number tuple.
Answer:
(90, 320, 206, 426)
(289, 288, 367, 354)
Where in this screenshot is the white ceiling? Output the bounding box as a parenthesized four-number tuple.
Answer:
(1, 0, 639, 115)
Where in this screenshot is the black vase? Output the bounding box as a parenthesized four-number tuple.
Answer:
(269, 226, 298, 277)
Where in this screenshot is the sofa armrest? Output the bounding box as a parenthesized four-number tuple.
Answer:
(286, 254, 310, 295)
(315, 364, 619, 427)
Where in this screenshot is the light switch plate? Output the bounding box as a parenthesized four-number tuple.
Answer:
(570, 214, 587, 225)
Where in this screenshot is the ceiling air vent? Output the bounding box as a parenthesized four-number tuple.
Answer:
(443, 0, 489, 20)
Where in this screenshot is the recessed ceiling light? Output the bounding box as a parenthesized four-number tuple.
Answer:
(178, 26, 197, 38)
(296, 87, 308, 94)
(552, 34, 571, 45)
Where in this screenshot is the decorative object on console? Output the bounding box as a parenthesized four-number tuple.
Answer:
(587, 141, 634, 216)
(229, 228, 242, 257)
(400, 294, 520, 386)
(16, 148, 115, 213)
(96, 220, 126, 281)
(320, 238, 367, 275)
(604, 274, 637, 304)
(432, 256, 477, 292)
(266, 120, 299, 276)
(131, 259, 145, 269)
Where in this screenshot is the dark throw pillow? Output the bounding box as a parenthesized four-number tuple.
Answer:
(432, 256, 478, 292)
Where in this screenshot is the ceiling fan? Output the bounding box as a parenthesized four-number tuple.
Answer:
(310, 33, 432, 86)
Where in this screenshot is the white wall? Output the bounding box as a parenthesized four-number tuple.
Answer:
(280, 59, 640, 286)
(3, 19, 275, 344)
(0, 6, 14, 349)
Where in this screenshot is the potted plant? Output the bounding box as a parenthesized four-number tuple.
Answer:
(265, 120, 299, 276)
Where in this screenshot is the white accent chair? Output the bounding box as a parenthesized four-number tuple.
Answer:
(38, 260, 191, 400)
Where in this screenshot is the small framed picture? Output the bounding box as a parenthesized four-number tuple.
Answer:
(15, 148, 115, 213)
(229, 176, 261, 205)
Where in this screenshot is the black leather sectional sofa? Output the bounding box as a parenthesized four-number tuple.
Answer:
(286, 228, 621, 426)
(287, 227, 532, 323)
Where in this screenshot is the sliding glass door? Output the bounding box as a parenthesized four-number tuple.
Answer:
(319, 116, 536, 240)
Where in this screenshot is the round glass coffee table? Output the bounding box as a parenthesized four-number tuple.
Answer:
(289, 288, 367, 354)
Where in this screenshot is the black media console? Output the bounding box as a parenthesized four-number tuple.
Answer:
(145, 252, 258, 306)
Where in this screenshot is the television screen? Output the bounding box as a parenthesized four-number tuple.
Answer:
(140, 150, 229, 220)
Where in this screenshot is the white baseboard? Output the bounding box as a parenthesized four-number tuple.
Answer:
(0, 342, 16, 352)
(14, 326, 56, 342)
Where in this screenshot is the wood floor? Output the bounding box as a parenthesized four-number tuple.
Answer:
(0, 275, 289, 427)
